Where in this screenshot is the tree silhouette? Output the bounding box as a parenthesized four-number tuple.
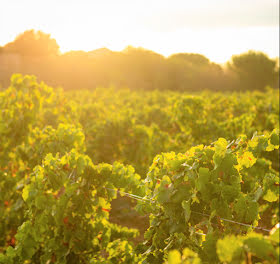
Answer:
(167, 53, 224, 91)
(228, 51, 278, 90)
(169, 53, 210, 66)
(4, 30, 59, 57)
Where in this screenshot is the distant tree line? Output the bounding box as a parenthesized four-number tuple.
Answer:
(0, 30, 279, 91)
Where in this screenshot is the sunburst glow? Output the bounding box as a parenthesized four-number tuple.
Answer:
(0, 0, 278, 62)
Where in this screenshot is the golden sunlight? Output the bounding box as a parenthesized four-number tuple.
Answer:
(0, 0, 278, 63)
(0, 1, 279, 263)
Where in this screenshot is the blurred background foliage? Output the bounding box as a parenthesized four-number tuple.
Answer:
(0, 30, 278, 92)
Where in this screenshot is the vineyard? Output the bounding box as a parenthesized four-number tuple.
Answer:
(0, 74, 279, 263)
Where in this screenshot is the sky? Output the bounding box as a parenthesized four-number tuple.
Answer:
(0, 0, 279, 63)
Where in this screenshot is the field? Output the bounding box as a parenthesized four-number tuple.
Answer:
(0, 74, 279, 263)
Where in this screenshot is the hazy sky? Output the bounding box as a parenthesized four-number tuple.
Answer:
(0, 0, 279, 63)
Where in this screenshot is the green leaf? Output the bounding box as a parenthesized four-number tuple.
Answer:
(263, 173, 279, 202)
(269, 223, 279, 243)
(270, 131, 279, 146)
(217, 235, 243, 263)
(22, 185, 30, 201)
(182, 248, 201, 264)
(234, 195, 258, 223)
(263, 189, 278, 202)
(77, 156, 85, 174)
(168, 159, 186, 171)
(167, 250, 181, 264)
(35, 195, 48, 210)
(213, 138, 228, 168)
(244, 233, 276, 260)
(196, 167, 209, 191)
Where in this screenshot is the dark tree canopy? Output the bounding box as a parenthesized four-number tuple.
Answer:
(4, 30, 59, 57)
(167, 53, 224, 91)
(168, 53, 210, 66)
(0, 30, 279, 91)
(228, 51, 278, 90)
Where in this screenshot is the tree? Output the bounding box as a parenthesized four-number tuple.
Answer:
(168, 53, 210, 66)
(121, 46, 168, 90)
(228, 50, 278, 90)
(167, 53, 224, 91)
(4, 30, 59, 57)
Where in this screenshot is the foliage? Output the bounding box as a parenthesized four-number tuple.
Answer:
(0, 74, 279, 263)
(1, 31, 278, 91)
(137, 130, 279, 263)
(3, 30, 59, 57)
(216, 226, 279, 264)
(228, 50, 279, 90)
